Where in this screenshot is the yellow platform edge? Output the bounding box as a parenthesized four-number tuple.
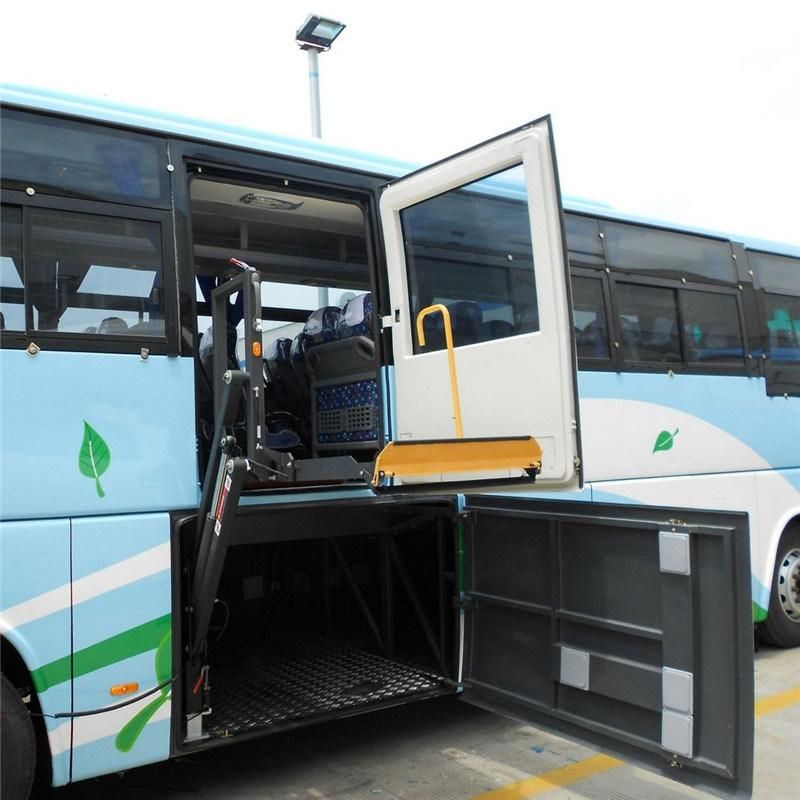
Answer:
(372, 437, 543, 487)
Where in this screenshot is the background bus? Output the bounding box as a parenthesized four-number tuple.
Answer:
(0, 85, 767, 800)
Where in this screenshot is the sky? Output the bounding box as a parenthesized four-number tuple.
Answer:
(1, 0, 798, 245)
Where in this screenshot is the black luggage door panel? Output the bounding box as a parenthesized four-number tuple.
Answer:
(460, 496, 754, 798)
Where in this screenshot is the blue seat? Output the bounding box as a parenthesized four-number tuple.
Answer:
(338, 293, 374, 339)
(304, 306, 342, 346)
(449, 301, 483, 345)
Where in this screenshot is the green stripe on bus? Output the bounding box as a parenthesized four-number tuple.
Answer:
(31, 614, 171, 692)
(753, 602, 768, 623)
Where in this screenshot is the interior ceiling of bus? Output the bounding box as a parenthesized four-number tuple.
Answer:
(191, 180, 364, 235)
(190, 180, 368, 288)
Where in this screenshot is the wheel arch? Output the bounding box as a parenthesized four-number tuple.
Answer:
(1, 635, 53, 787)
(764, 511, 800, 604)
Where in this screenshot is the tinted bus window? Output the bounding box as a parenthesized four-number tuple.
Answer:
(682, 290, 745, 366)
(602, 222, 736, 284)
(748, 251, 799, 294)
(27, 208, 165, 336)
(615, 282, 681, 364)
(1, 110, 170, 208)
(572, 275, 610, 360)
(763, 294, 800, 361)
(565, 214, 603, 258)
(0, 205, 23, 331)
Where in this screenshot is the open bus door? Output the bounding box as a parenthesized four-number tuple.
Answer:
(457, 495, 755, 798)
(374, 117, 580, 492)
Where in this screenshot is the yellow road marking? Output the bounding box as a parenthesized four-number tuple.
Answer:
(472, 754, 624, 800)
(755, 685, 800, 718)
(472, 684, 799, 800)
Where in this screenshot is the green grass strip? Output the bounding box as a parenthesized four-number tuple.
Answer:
(32, 614, 171, 692)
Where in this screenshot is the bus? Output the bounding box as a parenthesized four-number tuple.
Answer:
(0, 85, 774, 799)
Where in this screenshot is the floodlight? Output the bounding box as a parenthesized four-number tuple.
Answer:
(295, 15, 346, 52)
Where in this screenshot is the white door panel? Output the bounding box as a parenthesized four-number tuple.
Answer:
(380, 118, 579, 490)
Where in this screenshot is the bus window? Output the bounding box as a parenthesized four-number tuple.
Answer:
(572, 275, 610, 360)
(681, 290, 745, 366)
(400, 164, 538, 353)
(565, 213, 604, 266)
(27, 208, 165, 336)
(601, 221, 736, 284)
(1, 109, 170, 207)
(0, 205, 23, 331)
(763, 294, 800, 361)
(615, 282, 681, 364)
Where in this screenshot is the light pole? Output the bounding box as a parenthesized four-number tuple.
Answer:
(295, 14, 346, 139)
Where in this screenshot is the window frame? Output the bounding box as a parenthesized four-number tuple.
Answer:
(0, 189, 178, 355)
(569, 265, 614, 370)
(607, 273, 750, 376)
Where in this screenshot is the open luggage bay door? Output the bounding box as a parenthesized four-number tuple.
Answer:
(458, 496, 755, 798)
(376, 117, 580, 491)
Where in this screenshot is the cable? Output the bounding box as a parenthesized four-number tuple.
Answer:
(22, 674, 180, 720)
(208, 598, 230, 653)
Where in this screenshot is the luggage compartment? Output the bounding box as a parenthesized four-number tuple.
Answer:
(179, 500, 458, 742)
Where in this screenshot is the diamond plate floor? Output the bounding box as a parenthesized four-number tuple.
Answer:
(205, 636, 452, 738)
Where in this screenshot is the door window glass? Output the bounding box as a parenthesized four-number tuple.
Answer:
(27, 208, 165, 336)
(400, 164, 538, 353)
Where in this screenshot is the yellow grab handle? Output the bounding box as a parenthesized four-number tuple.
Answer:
(416, 304, 464, 438)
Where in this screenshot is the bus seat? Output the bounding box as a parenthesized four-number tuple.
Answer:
(483, 319, 514, 342)
(420, 300, 483, 351)
(264, 338, 295, 403)
(303, 306, 342, 347)
(577, 319, 609, 358)
(619, 317, 641, 361)
(197, 323, 242, 448)
(304, 300, 378, 455)
(421, 312, 446, 351)
(338, 293, 374, 339)
(290, 332, 310, 393)
(98, 316, 129, 335)
(449, 301, 483, 345)
(264, 337, 307, 442)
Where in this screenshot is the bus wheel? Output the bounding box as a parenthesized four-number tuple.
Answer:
(758, 526, 800, 648)
(1, 673, 36, 800)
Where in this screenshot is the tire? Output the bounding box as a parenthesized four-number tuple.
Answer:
(1, 673, 37, 800)
(758, 526, 800, 648)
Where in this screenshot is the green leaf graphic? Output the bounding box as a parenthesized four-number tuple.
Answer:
(115, 632, 172, 753)
(79, 421, 111, 497)
(652, 428, 679, 453)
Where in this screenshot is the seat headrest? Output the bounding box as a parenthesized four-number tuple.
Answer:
(264, 337, 293, 366)
(303, 306, 341, 345)
(98, 317, 128, 335)
(338, 293, 373, 339)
